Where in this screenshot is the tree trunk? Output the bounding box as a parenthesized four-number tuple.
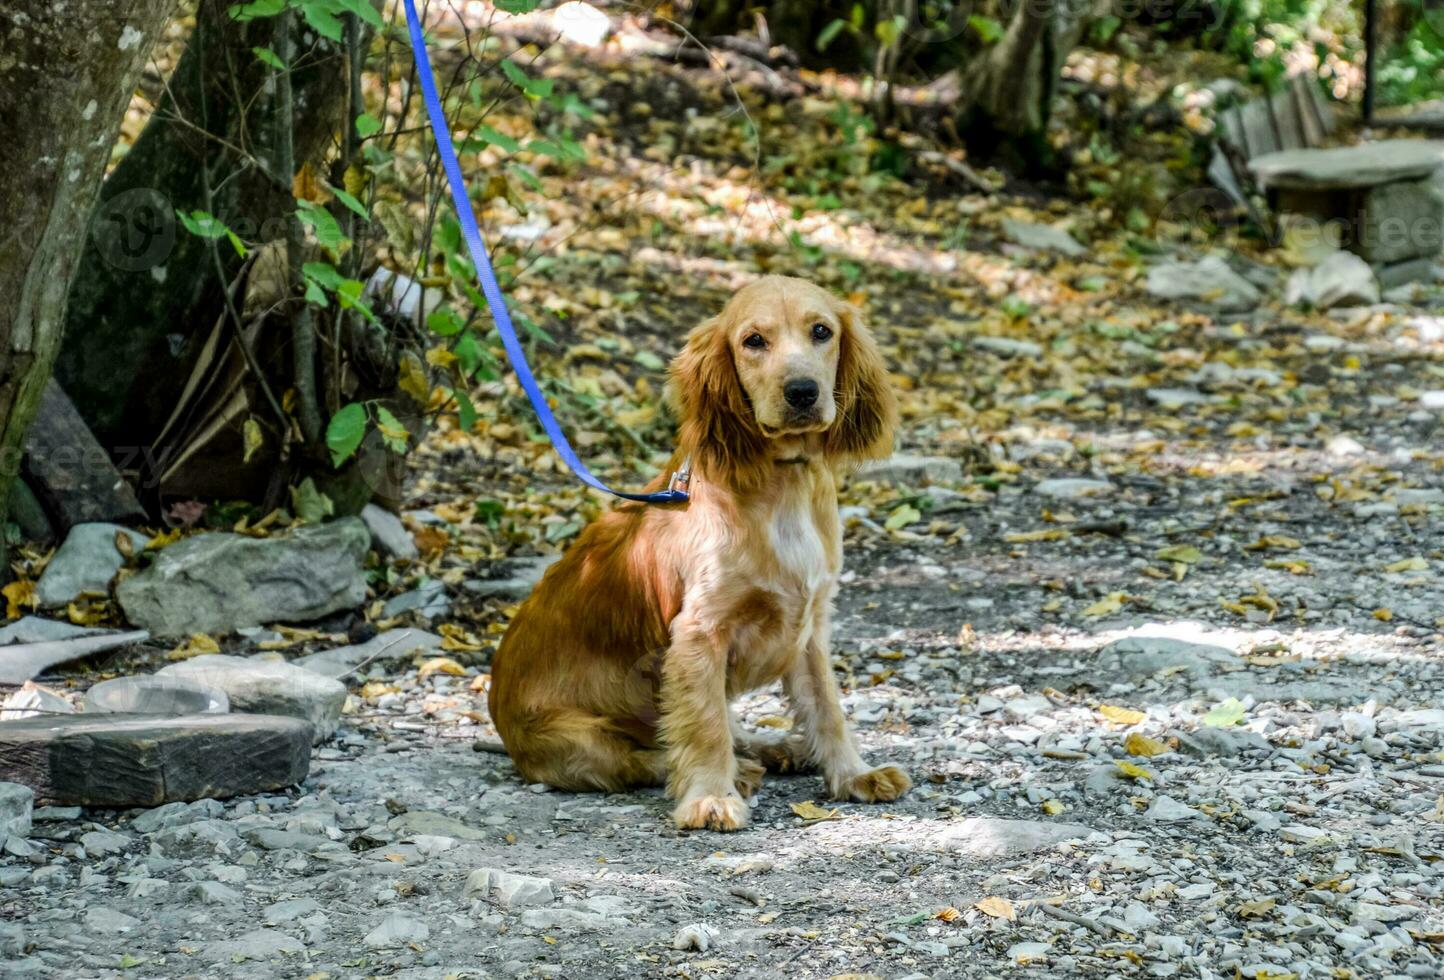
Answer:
(0, 0, 175, 566)
(56, 0, 349, 448)
(958, 0, 1097, 168)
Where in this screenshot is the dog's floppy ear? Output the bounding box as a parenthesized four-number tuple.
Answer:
(668, 315, 769, 490)
(824, 301, 897, 466)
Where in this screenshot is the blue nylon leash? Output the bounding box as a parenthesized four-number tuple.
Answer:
(401, 0, 689, 504)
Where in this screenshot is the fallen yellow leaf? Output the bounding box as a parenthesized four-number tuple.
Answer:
(1384, 556, 1428, 573)
(1098, 705, 1146, 726)
(789, 801, 841, 822)
(3, 579, 36, 619)
(1082, 592, 1126, 617)
(418, 656, 466, 680)
(1114, 760, 1153, 781)
(1124, 732, 1168, 757)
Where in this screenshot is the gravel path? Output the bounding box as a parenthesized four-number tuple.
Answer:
(8, 453, 1444, 979)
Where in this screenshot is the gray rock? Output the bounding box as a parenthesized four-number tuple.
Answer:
(0, 782, 34, 838)
(1249, 140, 1444, 191)
(0, 922, 24, 958)
(84, 674, 229, 715)
(206, 928, 304, 962)
(929, 817, 1096, 857)
(1286, 251, 1380, 309)
(34, 523, 150, 607)
(0, 629, 150, 686)
(465, 867, 556, 908)
(79, 830, 131, 857)
(360, 504, 418, 560)
(1176, 727, 1271, 758)
(673, 923, 719, 952)
(86, 907, 141, 934)
(1145, 256, 1261, 312)
(1143, 795, 1201, 821)
(463, 557, 560, 601)
(190, 880, 241, 904)
(264, 897, 321, 925)
(158, 655, 345, 743)
(381, 579, 450, 620)
(1146, 387, 1213, 408)
(520, 908, 626, 931)
(116, 518, 370, 637)
(0, 617, 102, 645)
(390, 809, 488, 841)
(1033, 477, 1113, 500)
(1000, 218, 1087, 257)
(855, 454, 964, 486)
(0, 682, 72, 720)
(365, 911, 430, 948)
(973, 336, 1043, 358)
(1094, 635, 1237, 683)
(295, 627, 442, 677)
(130, 798, 224, 834)
(241, 827, 346, 855)
(0, 713, 311, 807)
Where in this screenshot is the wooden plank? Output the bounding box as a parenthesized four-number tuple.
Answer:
(0, 713, 312, 806)
(21, 379, 146, 530)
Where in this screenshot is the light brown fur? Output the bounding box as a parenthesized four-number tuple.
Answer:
(488, 276, 911, 830)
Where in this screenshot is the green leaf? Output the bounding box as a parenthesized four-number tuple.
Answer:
(427, 308, 466, 337)
(326, 183, 369, 220)
(296, 0, 344, 41)
(1202, 697, 1247, 728)
(289, 477, 335, 524)
(332, 0, 383, 28)
(453, 332, 480, 378)
(494, 0, 540, 11)
(816, 18, 847, 51)
(302, 261, 345, 289)
(295, 200, 348, 253)
(228, 0, 285, 21)
(326, 402, 367, 467)
(473, 497, 504, 526)
(453, 387, 477, 431)
(355, 112, 382, 138)
(968, 14, 1005, 43)
(478, 124, 520, 153)
(252, 45, 285, 69)
(225, 229, 247, 257)
(175, 209, 231, 240)
(374, 406, 410, 454)
(501, 59, 553, 97)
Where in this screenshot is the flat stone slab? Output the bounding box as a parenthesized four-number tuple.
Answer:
(1249, 140, 1444, 191)
(84, 675, 229, 715)
(0, 629, 150, 685)
(0, 713, 311, 807)
(928, 817, 1097, 857)
(158, 655, 345, 743)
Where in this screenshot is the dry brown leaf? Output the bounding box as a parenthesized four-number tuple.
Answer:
(974, 895, 1016, 920)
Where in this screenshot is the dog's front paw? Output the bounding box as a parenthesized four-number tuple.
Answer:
(831, 765, 912, 803)
(673, 792, 750, 831)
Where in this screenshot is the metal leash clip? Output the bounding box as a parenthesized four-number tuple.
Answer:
(668, 458, 693, 497)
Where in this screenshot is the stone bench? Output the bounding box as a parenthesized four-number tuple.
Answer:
(1248, 139, 1444, 284)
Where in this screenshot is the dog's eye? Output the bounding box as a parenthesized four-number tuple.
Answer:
(811, 322, 833, 343)
(742, 333, 768, 350)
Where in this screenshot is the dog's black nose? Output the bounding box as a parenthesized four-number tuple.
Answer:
(783, 378, 819, 409)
